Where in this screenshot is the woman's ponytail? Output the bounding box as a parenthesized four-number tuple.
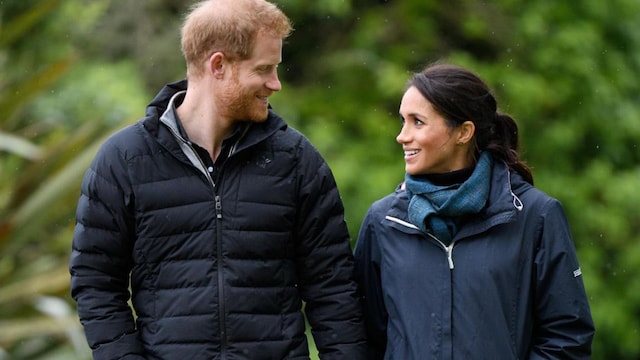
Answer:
(487, 113, 533, 184)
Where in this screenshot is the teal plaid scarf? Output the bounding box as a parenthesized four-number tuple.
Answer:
(405, 152, 493, 245)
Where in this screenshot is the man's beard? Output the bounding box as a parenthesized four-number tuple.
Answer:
(218, 76, 269, 123)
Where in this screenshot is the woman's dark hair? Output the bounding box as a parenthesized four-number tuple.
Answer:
(409, 63, 534, 184)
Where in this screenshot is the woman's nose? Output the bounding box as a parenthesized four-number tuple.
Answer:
(396, 125, 409, 144)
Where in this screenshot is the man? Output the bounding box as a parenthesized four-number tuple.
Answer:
(69, 1, 367, 359)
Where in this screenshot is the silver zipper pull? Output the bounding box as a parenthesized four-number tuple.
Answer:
(445, 245, 455, 270)
(215, 195, 222, 219)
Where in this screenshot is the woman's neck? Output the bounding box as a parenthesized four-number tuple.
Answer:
(423, 166, 475, 186)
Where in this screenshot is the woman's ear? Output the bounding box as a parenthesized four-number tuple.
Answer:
(457, 120, 475, 144)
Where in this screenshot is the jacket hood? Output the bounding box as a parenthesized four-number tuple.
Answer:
(145, 80, 187, 121)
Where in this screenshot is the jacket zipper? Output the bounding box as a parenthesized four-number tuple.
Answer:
(385, 215, 456, 269)
(181, 138, 229, 357)
(428, 233, 455, 270)
(215, 195, 226, 359)
(212, 126, 248, 359)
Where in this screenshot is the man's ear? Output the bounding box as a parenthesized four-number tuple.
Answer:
(457, 120, 475, 144)
(208, 52, 226, 79)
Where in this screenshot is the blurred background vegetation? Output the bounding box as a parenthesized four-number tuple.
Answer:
(1, 0, 639, 359)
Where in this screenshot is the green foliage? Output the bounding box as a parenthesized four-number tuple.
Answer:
(1, 0, 639, 358)
(0, 1, 148, 358)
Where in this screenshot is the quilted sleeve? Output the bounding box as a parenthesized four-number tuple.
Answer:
(69, 135, 145, 360)
(293, 138, 367, 360)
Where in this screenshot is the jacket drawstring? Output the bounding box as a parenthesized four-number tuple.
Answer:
(507, 169, 524, 211)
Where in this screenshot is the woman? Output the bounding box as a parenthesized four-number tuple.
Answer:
(354, 64, 594, 359)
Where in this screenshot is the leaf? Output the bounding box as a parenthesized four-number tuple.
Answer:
(0, 131, 43, 160)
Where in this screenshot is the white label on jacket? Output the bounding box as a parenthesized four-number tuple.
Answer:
(573, 267, 582, 277)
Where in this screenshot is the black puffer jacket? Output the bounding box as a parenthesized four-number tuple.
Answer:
(70, 80, 366, 360)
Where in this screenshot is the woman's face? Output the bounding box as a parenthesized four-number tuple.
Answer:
(397, 86, 469, 175)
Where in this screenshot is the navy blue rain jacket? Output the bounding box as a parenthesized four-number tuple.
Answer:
(70, 80, 366, 360)
(354, 160, 594, 360)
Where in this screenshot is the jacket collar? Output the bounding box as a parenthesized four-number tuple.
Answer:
(387, 160, 526, 240)
(142, 79, 288, 156)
